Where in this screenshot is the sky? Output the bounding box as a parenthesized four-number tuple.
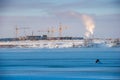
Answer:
(0, 0, 120, 38)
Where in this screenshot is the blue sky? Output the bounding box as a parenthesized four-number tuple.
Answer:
(0, 0, 120, 38)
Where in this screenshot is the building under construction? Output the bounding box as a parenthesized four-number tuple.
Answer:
(0, 23, 84, 41)
(0, 35, 84, 41)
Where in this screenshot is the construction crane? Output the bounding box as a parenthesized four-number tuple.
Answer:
(21, 27, 30, 36)
(38, 30, 45, 35)
(31, 31, 34, 36)
(15, 26, 30, 38)
(38, 27, 56, 37)
(15, 26, 19, 38)
(58, 23, 68, 37)
(47, 27, 50, 37)
(51, 27, 56, 37)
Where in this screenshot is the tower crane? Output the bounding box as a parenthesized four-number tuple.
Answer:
(58, 23, 68, 37)
(15, 26, 30, 38)
(51, 27, 56, 37)
(47, 27, 50, 37)
(38, 29, 48, 36)
(15, 26, 19, 38)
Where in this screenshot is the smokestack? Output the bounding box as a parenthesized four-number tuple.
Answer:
(82, 15, 95, 38)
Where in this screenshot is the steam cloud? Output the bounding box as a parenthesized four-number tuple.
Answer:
(82, 15, 95, 38)
(70, 12, 95, 38)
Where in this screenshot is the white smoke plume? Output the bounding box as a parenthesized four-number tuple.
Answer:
(82, 15, 95, 38)
(70, 12, 95, 38)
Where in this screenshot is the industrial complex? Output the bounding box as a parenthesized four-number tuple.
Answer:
(0, 23, 120, 48)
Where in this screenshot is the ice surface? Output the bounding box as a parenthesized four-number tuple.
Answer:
(0, 48, 120, 80)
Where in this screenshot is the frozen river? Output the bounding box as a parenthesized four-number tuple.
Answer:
(0, 48, 120, 80)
